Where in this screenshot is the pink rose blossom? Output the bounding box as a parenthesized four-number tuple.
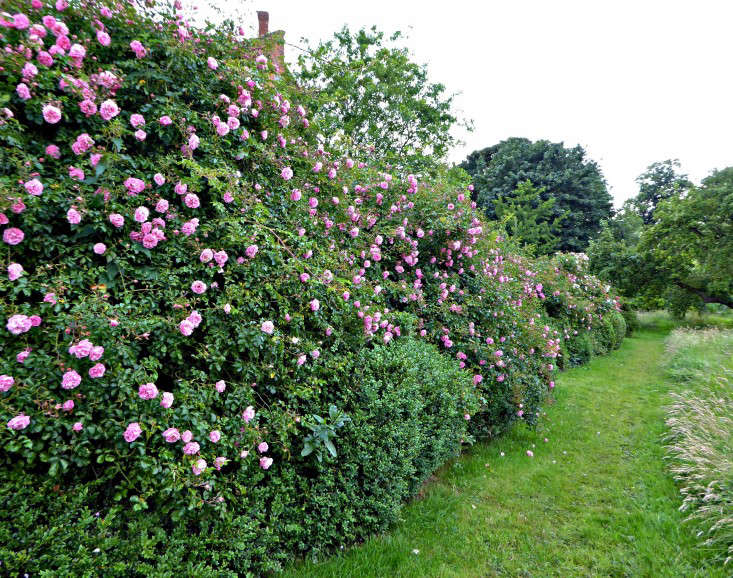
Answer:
(160, 392, 174, 408)
(159, 115, 173, 126)
(88, 363, 106, 378)
(191, 280, 207, 294)
(192, 458, 207, 475)
(7, 414, 30, 431)
(179, 319, 195, 336)
(67, 208, 81, 224)
(0, 375, 14, 393)
(134, 129, 147, 141)
(209, 430, 221, 443)
(310, 299, 320, 312)
(46, 145, 61, 158)
(129, 40, 147, 58)
(99, 99, 120, 121)
(134, 206, 149, 223)
(123, 422, 142, 443)
(16, 83, 31, 100)
(138, 382, 158, 400)
(42, 104, 62, 124)
(242, 406, 256, 423)
(109, 213, 124, 228)
(259, 456, 273, 470)
(97, 30, 111, 46)
(163, 427, 180, 443)
(154, 173, 166, 186)
(184, 193, 200, 208)
(261, 320, 274, 334)
(207, 56, 218, 70)
(183, 441, 200, 455)
(93, 243, 106, 255)
(245, 245, 258, 258)
(8, 263, 24, 281)
(130, 114, 145, 128)
(182, 430, 193, 443)
(62, 400, 74, 411)
(215, 380, 226, 393)
(89, 346, 104, 361)
(73, 422, 83, 431)
(62, 369, 82, 389)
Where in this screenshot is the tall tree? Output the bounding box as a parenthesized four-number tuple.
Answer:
(461, 138, 612, 252)
(639, 167, 733, 311)
(296, 26, 469, 168)
(494, 180, 563, 255)
(631, 159, 692, 224)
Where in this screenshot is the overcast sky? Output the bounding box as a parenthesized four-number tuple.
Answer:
(201, 0, 733, 206)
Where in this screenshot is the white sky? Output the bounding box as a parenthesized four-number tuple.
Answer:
(199, 0, 733, 206)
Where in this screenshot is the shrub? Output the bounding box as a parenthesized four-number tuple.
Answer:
(621, 305, 639, 336)
(0, 1, 624, 573)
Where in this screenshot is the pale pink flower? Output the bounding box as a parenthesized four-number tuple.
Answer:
(160, 391, 174, 408)
(259, 456, 273, 470)
(134, 206, 149, 223)
(242, 406, 256, 423)
(181, 430, 193, 443)
(99, 99, 120, 121)
(245, 245, 258, 259)
(184, 193, 200, 209)
(62, 400, 74, 411)
(42, 104, 62, 124)
(0, 375, 14, 392)
(192, 458, 207, 475)
(183, 441, 200, 455)
(209, 430, 221, 443)
(154, 173, 165, 186)
(93, 243, 106, 255)
(179, 319, 194, 336)
(73, 421, 83, 431)
(138, 382, 158, 400)
(261, 320, 274, 334)
(191, 280, 207, 294)
(163, 427, 180, 443)
(123, 422, 142, 443)
(215, 380, 226, 393)
(109, 213, 124, 228)
(97, 30, 111, 46)
(88, 363, 106, 378)
(7, 414, 30, 430)
(61, 369, 82, 389)
(207, 57, 218, 70)
(8, 263, 24, 281)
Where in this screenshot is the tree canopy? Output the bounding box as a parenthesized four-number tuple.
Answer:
(460, 138, 612, 253)
(630, 159, 692, 224)
(296, 26, 468, 168)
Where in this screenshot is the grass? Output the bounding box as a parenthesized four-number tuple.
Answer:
(663, 328, 733, 567)
(284, 328, 726, 577)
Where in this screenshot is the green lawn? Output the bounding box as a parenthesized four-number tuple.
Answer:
(284, 330, 724, 577)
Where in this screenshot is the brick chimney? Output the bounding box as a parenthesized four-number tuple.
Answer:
(257, 11, 269, 37)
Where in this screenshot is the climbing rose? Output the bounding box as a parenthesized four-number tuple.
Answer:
(24, 179, 43, 196)
(7, 414, 30, 430)
(134, 206, 149, 223)
(88, 363, 106, 378)
(207, 56, 218, 69)
(42, 104, 62, 124)
(259, 457, 273, 470)
(215, 380, 226, 392)
(179, 319, 194, 336)
(183, 442, 200, 455)
(109, 213, 124, 228)
(138, 382, 158, 400)
(99, 99, 120, 121)
(8, 263, 23, 281)
(3, 228, 24, 245)
(123, 422, 142, 443)
(261, 320, 274, 334)
(160, 392, 174, 408)
(0, 375, 14, 392)
(258, 442, 268, 453)
(162, 427, 180, 443)
(62, 370, 82, 389)
(242, 406, 255, 423)
(281, 166, 293, 180)
(245, 245, 258, 258)
(7, 314, 32, 335)
(191, 280, 207, 294)
(209, 430, 221, 443)
(67, 208, 81, 224)
(93, 243, 106, 255)
(73, 422, 83, 432)
(192, 458, 207, 476)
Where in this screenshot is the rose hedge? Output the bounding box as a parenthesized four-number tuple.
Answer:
(0, 1, 624, 574)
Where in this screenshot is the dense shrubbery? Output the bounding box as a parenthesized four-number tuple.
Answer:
(0, 1, 624, 573)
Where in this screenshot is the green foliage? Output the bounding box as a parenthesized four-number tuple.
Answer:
(493, 180, 562, 255)
(630, 159, 692, 225)
(461, 138, 612, 252)
(296, 26, 467, 168)
(301, 405, 351, 462)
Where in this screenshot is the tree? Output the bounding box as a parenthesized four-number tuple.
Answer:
(461, 138, 612, 252)
(639, 167, 733, 311)
(296, 26, 469, 168)
(631, 159, 692, 224)
(494, 180, 562, 255)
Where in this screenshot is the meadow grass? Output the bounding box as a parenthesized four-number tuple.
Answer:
(284, 329, 726, 577)
(663, 328, 732, 568)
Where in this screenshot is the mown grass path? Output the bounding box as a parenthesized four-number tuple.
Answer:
(286, 330, 724, 577)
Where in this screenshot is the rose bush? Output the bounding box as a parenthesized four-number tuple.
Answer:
(0, 1, 624, 574)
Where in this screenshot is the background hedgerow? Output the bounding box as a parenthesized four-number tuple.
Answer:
(0, 1, 624, 574)
(663, 329, 733, 568)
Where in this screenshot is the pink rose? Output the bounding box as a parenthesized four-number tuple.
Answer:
(7, 414, 30, 431)
(62, 369, 82, 389)
(3, 228, 25, 245)
(257, 441, 268, 453)
(209, 430, 221, 443)
(130, 114, 145, 128)
(162, 427, 180, 443)
(160, 392, 174, 408)
(191, 280, 206, 295)
(62, 400, 74, 411)
(183, 441, 200, 455)
(24, 179, 43, 197)
(215, 380, 226, 393)
(123, 422, 142, 443)
(182, 430, 193, 443)
(192, 458, 207, 476)
(88, 363, 106, 379)
(109, 213, 124, 228)
(259, 457, 273, 470)
(93, 243, 106, 255)
(261, 320, 274, 334)
(73, 421, 83, 432)
(242, 406, 255, 423)
(7, 314, 32, 335)
(67, 208, 81, 224)
(134, 206, 149, 223)
(99, 99, 120, 121)
(8, 263, 23, 281)
(0, 375, 14, 392)
(184, 193, 200, 208)
(154, 173, 165, 186)
(138, 382, 158, 400)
